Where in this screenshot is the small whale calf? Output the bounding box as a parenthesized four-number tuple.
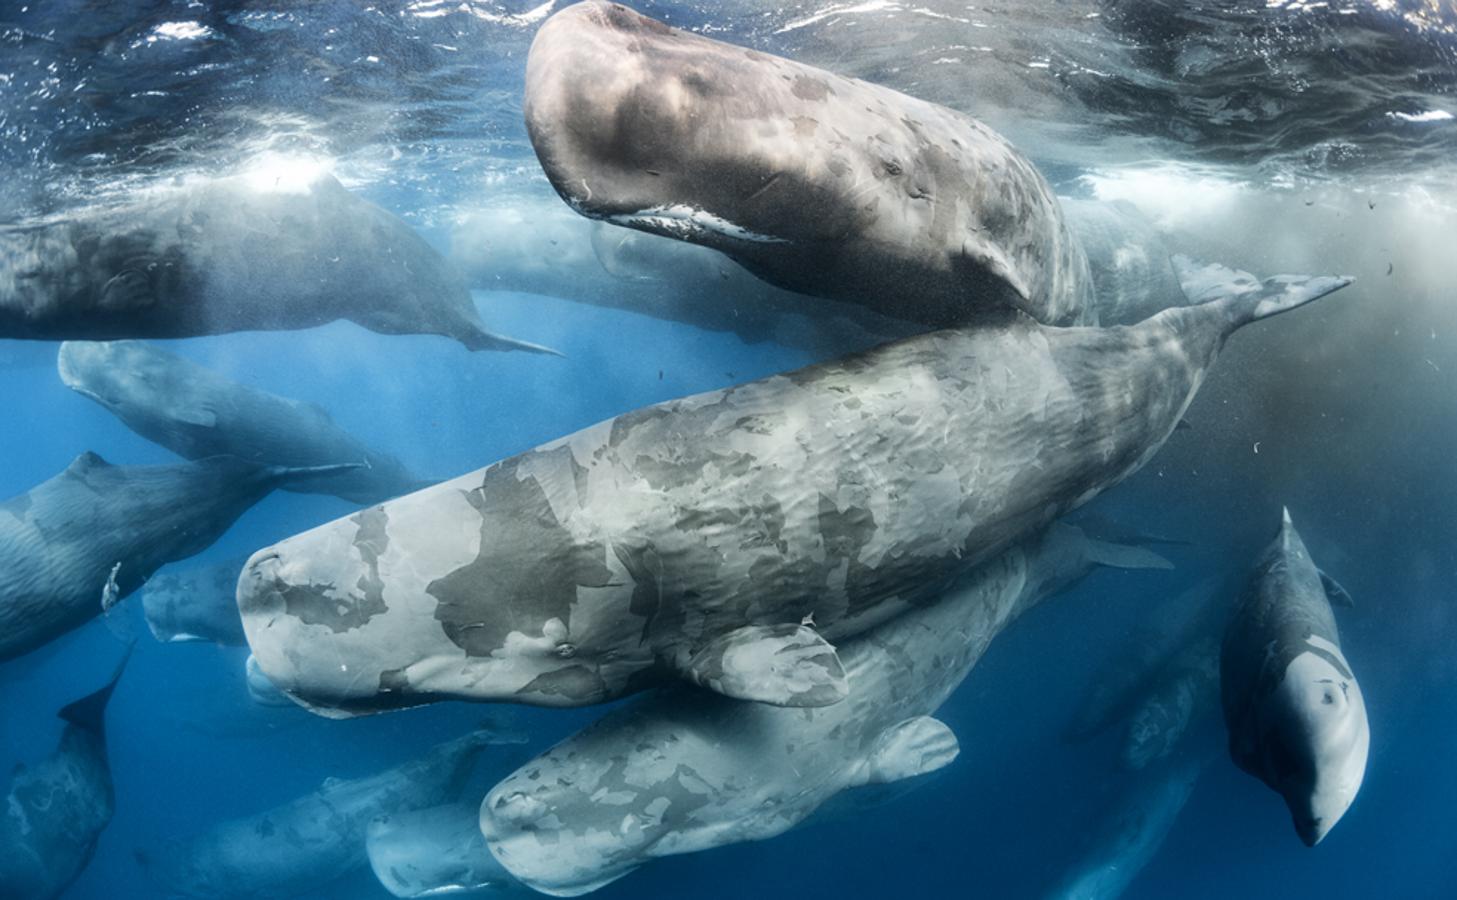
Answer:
(138, 731, 499, 898)
(239, 260, 1349, 717)
(525, 1, 1093, 328)
(0, 172, 550, 352)
(141, 556, 249, 645)
(59, 340, 429, 505)
(0, 452, 359, 662)
(367, 803, 527, 898)
(1220, 508, 1368, 847)
(0, 651, 129, 900)
(480, 523, 1170, 896)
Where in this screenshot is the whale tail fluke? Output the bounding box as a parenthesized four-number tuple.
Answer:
(59, 643, 133, 736)
(1171, 254, 1354, 332)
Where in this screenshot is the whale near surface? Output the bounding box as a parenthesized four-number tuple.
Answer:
(0, 654, 128, 900)
(0, 452, 357, 663)
(524, 1, 1094, 329)
(59, 340, 428, 505)
(238, 268, 1350, 717)
(480, 523, 1170, 896)
(0, 172, 549, 352)
(1220, 509, 1368, 847)
(138, 732, 496, 899)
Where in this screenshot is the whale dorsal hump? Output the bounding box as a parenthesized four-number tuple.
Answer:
(860, 716, 960, 785)
(1320, 570, 1354, 609)
(66, 451, 112, 474)
(678, 623, 848, 707)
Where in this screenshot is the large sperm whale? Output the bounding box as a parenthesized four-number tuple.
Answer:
(0, 651, 129, 900)
(479, 523, 1169, 896)
(141, 556, 249, 646)
(1221, 508, 1367, 847)
(367, 803, 529, 898)
(59, 340, 429, 505)
(0, 171, 551, 352)
(523, 1, 1094, 328)
(0, 452, 358, 662)
(238, 266, 1349, 717)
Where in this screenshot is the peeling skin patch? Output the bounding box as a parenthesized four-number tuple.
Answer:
(428, 457, 613, 656)
(278, 508, 391, 634)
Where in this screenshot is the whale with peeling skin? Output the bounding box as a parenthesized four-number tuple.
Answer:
(480, 523, 1170, 896)
(0, 453, 359, 663)
(1220, 508, 1368, 847)
(137, 732, 501, 899)
(523, 1, 1095, 329)
(59, 340, 431, 505)
(0, 172, 551, 352)
(237, 267, 1350, 718)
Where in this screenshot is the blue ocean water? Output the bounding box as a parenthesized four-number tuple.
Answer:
(2, 1, 1456, 898)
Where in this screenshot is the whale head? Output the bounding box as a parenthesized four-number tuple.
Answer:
(1259, 642, 1369, 846)
(57, 340, 186, 419)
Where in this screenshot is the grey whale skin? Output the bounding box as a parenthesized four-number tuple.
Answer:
(367, 803, 528, 898)
(0, 172, 548, 352)
(1220, 509, 1368, 847)
(0, 452, 357, 663)
(141, 555, 250, 645)
(0, 654, 128, 900)
(239, 270, 1350, 717)
(480, 523, 1170, 896)
(59, 340, 428, 505)
(524, 1, 1095, 329)
(137, 732, 495, 899)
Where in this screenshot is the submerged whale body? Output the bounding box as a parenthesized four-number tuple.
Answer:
(141, 555, 249, 646)
(238, 267, 1349, 718)
(367, 803, 526, 898)
(0, 652, 129, 900)
(480, 523, 1170, 896)
(0, 452, 359, 662)
(524, 1, 1094, 328)
(1220, 508, 1368, 847)
(59, 340, 429, 505)
(0, 172, 550, 352)
(137, 732, 497, 899)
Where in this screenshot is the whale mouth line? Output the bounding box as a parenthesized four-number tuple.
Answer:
(609, 205, 790, 245)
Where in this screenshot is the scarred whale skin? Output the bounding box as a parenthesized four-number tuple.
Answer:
(0, 173, 549, 352)
(524, 1, 1094, 328)
(59, 340, 428, 505)
(480, 523, 1170, 897)
(1220, 509, 1367, 847)
(367, 803, 528, 898)
(0, 654, 128, 900)
(238, 269, 1349, 717)
(137, 732, 495, 899)
(0, 452, 358, 662)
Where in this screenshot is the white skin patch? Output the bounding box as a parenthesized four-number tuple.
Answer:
(1275, 645, 1370, 843)
(611, 205, 790, 244)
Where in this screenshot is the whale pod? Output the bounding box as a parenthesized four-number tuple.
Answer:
(239, 266, 1350, 717)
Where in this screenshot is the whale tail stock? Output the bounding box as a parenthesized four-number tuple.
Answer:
(1170, 255, 1354, 333)
(59, 642, 134, 736)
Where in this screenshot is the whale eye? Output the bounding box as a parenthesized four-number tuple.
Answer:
(555, 642, 577, 659)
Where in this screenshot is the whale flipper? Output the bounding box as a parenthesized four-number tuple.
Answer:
(1084, 539, 1175, 572)
(1320, 571, 1354, 608)
(679, 623, 848, 707)
(862, 716, 960, 785)
(172, 400, 219, 429)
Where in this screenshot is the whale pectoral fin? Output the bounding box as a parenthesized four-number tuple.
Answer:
(174, 400, 218, 428)
(1320, 570, 1354, 608)
(861, 716, 960, 785)
(679, 623, 848, 707)
(1084, 538, 1174, 571)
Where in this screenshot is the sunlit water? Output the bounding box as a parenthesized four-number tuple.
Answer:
(1, 2, 1455, 898)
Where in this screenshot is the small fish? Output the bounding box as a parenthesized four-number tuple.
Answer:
(100, 563, 123, 612)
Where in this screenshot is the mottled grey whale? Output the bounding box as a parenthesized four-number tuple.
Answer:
(0, 651, 129, 900)
(238, 268, 1349, 717)
(0, 452, 358, 662)
(0, 171, 551, 352)
(1221, 508, 1367, 847)
(480, 523, 1169, 896)
(59, 340, 429, 505)
(137, 731, 498, 899)
(524, 1, 1093, 329)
